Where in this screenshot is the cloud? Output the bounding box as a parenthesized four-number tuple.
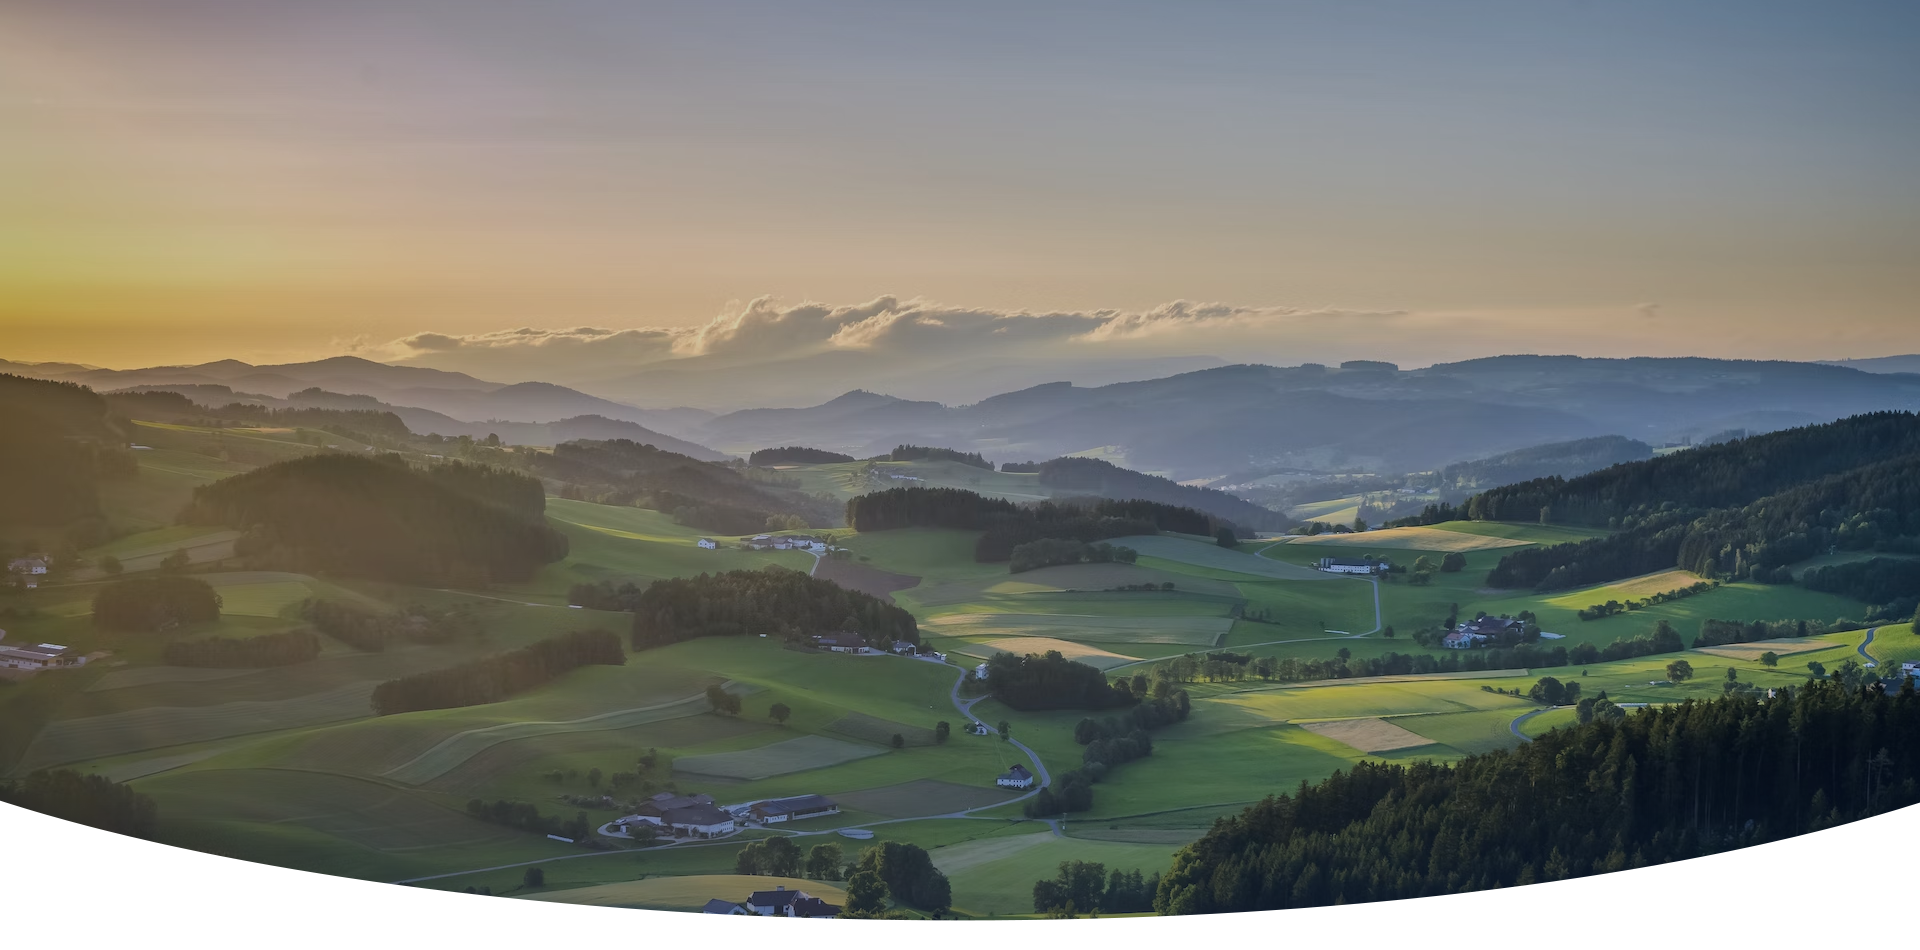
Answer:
(380, 295, 1410, 385)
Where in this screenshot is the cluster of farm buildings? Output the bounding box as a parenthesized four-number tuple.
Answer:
(697, 535, 834, 553)
(7, 555, 48, 589)
(0, 638, 85, 673)
(1316, 556, 1391, 575)
(607, 791, 845, 841)
(704, 884, 842, 918)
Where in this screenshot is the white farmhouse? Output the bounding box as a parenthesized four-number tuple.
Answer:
(696, 538, 717, 549)
(996, 764, 1035, 789)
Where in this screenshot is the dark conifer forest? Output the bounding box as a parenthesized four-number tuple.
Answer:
(184, 454, 568, 585)
(92, 575, 223, 631)
(748, 446, 856, 466)
(628, 568, 919, 649)
(1153, 679, 1920, 915)
(846, 486, 1229, 562)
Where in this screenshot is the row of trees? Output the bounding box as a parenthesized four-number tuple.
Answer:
(1007, 539, 1137, 573)
(0, 769, 158, 838)
(735, 837, 846, 880)
(463, 798, 592, 841)
(628, 567, 918, 650)
(889, 444, 991, 469)
(371, 628, 625, 715)
(1155, 678, 1920, 914)
(748, 446, 855, 466)
(92, 575, 222, 632)
(1576, 580, 1718, 620)
(1032, 861, 1162, 916)
(161, 629, 320, 668)
(298, 598, 481, 652)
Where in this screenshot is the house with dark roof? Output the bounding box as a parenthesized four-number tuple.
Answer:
(633, 791, 716, 820)
(996, 764, 1035, 789)
(788, 896, 841, 919)
(702, 898, 752, 915)
(746, 885, 806, 915)
(749, 794, 839, 825)
(662, 803, 735, 838)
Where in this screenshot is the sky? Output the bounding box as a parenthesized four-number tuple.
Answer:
(3, 0, 1917, 379)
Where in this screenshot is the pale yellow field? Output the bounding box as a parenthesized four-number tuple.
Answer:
(949, 637, 1141, 670)
(1695, 638, 1839, 661)
(1544, 569, 1711, 608)
(1300, 717, 1436, 754)
(928, 831, 1056, 876)
(1280, 526, 1532, 553)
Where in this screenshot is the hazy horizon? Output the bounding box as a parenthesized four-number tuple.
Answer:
(5, 1, 1918, 376)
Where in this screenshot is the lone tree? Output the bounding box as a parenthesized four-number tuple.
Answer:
(706, 684, 741, 715)
(1440, 552, 1468, 573)
(99, 554, 122, 576)
(522, 867, 545, 888)
(1666, 659, 1694, 683)
(998, 720, 1011, 741)
(1214, 527, 1238, 548)
(1760, 651, 1779, 668)
(1807, 659, 1826, 677)
(935, 721, 951, 744)
(587, 767, 602, 788)
(890, 733, 906, 749)
(769, 702, 792, 725)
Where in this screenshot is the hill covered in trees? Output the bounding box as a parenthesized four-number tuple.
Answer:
(1430, 435, 1653, 493)
(537, 438, 838, 533)
(748, 446, 855, 466)
(1476, 414, 1920, 594)
(184, 454, 568, 585)
(1154, 678, 1920, 915)
(1034, 457, 1285, 530)
(0, 373, 135, 535)
(846, 486, 1230, 562)
(628, 567, 918, 649)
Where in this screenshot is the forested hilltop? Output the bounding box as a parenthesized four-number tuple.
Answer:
(846, 486, 1233, 561)
(184, 453, 568, 585)
(1465, 414, 1920, 609)
(1153, 680, 1920, 915)
(0, 373, 136, 539)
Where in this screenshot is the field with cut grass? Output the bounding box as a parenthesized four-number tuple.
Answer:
(949, 638, 1141, 670)
(1300, 717, 1436, 753)
(1112, 534, 1332, 581)
(673, 734, 889, 780)
(921, 612, 1232, 647)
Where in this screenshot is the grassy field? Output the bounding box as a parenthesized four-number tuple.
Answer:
(1280, 526, 1534, 552)
(920, 613, 1233, 647)
(935, 832, 1178, 916)
(524, 874, 849, 910)
(504, 498, 814, 599)
(1286, 495, 1363, 524)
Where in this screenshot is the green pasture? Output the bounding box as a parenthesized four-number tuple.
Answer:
(1286, 495, 1363, 523)
(502, 498, 813, 598)
(935, 832, 1177, 916)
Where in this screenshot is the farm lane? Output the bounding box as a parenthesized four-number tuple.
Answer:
(1859, 626, 1878, 667)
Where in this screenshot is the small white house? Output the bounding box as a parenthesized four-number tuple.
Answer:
(974, 662, 989, 681)
(697, 538, 717, 550)
(996, 764, 1035, 789)
(7, 557, 48, 576)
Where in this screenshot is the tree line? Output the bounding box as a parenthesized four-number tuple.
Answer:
(93, 575, 222, 632)
(464, 798, 592, 841)
(1154, 677, 1920, 914)
(749, 446, 855, 466)
(0, 769, 158, 838)
(845, 486, 1234, 563)
(371, 628, 625, 715)
(1034, 456, 1286, 531)
(299, 598, 481, 652)
(161, 629, 320, 668)
(1008, 539, 1138, 573)
(1801, 557, 1920, 623)
(187, 454, 568, 586)
(1032, 861, 1161, 916)
(889, 444, 992, 469)
(628, 567, 918, 650)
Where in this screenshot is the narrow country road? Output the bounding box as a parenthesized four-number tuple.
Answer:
(1859, 626, 1879, 667)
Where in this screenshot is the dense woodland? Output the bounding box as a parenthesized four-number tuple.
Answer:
(0, 769, 157, 838)
(370, 628, 625, 715)
(1008, 539, 1138, 573)
(186, 454, 568, 586)
(985, 650, 1136, 711)
(628, 567, 918, 649)
(538, 438, 836, 532)
(846, 486, 1225, 563)
(1432, 435, 1655, 493)
(1487, 457, 1920, 591)
(298, 598, 481, 652)
(1153, 679, 1920, 914)
(888, 444, 991, 469)
(92, 575, 222, 631)
(0, 374, 131, 534)
(1801, 557, 1920, 622)
(748, 446, 855, 466)
(1469, 411, 1920, 525)
(161, 629, 320, 668)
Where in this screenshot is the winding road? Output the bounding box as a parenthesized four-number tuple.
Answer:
(1859, 626, 1879, 667)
